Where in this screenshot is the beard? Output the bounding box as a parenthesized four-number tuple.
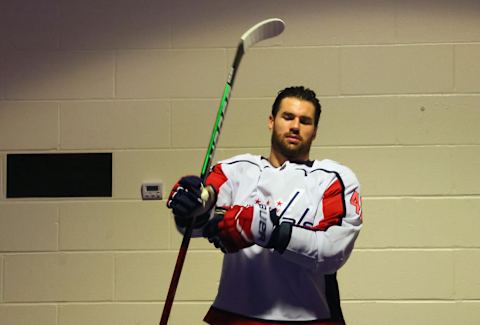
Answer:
(270, 128, 314, 161)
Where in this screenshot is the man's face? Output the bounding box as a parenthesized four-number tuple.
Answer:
(269, 97, 317, 161)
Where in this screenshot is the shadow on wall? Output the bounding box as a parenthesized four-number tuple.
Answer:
(0, 0, 172, 100)
(1, 0, 480, 100)
(0, 0, 283, 100)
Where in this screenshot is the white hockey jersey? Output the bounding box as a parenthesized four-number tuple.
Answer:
(201, 154, 363, 323)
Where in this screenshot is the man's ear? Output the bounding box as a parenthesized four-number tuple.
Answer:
(268, 114, 274, 131)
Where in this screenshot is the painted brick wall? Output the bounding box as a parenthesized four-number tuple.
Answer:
(1, 1, 479, 324)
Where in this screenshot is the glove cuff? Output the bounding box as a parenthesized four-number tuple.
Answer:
(251, 204, 276, 246)
(270, 222, 293, 254)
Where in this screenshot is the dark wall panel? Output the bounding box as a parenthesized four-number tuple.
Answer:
(7, 153, 112, 198)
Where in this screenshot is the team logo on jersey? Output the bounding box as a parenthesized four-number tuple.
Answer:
(254, 189, 315, 228)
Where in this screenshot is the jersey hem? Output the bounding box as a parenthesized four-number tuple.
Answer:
(204, 306, 346, 325)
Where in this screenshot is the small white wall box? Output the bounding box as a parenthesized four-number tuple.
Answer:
(141, 182, 163, 200)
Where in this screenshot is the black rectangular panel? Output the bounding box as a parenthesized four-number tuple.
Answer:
(7, 153, 112, 198)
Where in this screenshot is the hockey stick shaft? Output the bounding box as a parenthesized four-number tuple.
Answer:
(159, 44, 243, 325)
(160, 19, 284, 325)
(200, 45, 243, 180)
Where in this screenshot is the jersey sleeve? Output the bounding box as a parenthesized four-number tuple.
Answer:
(280, 165, 363, 274)
(205, 163, 233, 208)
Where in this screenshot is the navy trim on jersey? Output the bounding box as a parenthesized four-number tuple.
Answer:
(224, 159, 262, 171)
(261, 156, 315, 168)
(310, 168, 347, 222)
(278, 191, 300, 218)
(324, 273, 344, 321)
(297, 166, 332, 178)
(290, 159, 314, 167)
(295, 168, 308, 177)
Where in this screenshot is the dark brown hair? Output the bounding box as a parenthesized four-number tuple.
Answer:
(271, 86, 322, 127)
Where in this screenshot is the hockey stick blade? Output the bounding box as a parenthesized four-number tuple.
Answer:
(241, 18, 285, 51)
(160, 18, 285, 325)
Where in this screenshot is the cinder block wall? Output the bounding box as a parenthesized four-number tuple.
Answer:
(1, 1, 480, 324)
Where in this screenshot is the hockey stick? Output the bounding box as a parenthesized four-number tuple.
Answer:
(160, 18, 285, 325)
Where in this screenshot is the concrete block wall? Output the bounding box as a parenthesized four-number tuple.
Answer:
(1, 0, 479, 324)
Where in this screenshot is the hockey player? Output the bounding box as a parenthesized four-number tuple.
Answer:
(167, 86, 363, 325)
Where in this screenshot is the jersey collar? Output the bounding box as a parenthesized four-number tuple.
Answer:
(261, 156, 314, 168)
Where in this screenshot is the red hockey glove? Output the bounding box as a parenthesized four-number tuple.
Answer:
(167, 176, 215, 228)
(203, 204, 293, 254)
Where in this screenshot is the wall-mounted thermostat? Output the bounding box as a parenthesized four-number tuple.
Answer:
(141, 182, 163, 200)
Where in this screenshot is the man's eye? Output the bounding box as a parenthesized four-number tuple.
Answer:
(300, 118, 313, 125)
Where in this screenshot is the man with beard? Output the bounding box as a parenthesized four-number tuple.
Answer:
(167, 86, 363, 325)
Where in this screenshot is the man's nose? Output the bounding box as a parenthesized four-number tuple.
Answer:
(290, 119, 300, 133)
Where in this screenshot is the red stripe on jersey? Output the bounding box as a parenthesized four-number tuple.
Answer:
(314, 179, 345, 231)
(206, 164, 228, 194)
(204, 306, 345, 325)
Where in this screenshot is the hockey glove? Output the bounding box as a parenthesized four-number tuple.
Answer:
(167, 176, 215, 228)
(203, 204, 292, 254)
